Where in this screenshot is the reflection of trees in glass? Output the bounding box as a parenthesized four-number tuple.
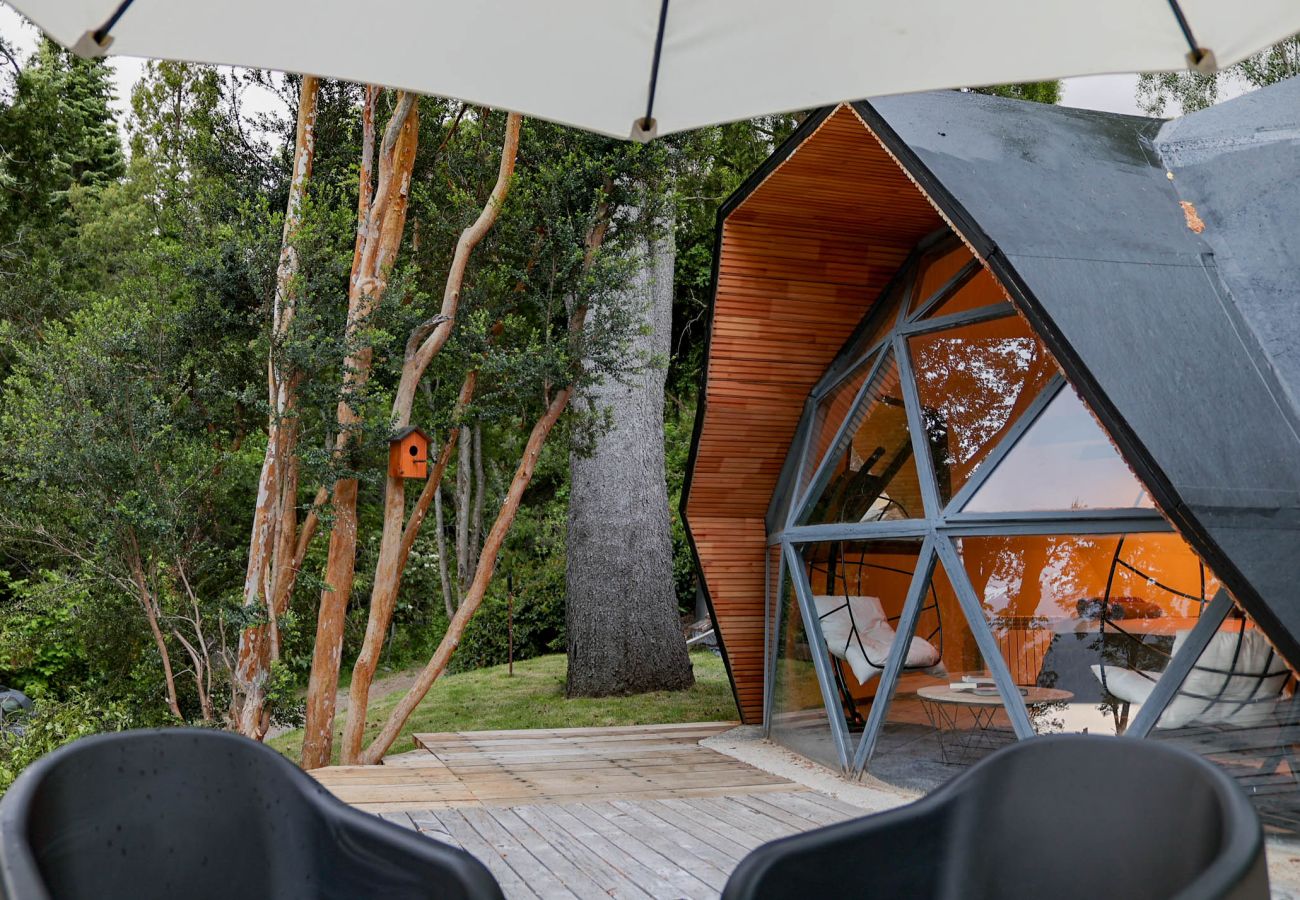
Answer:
(809, 362, 924, 524)
(912, 325, 1056, 503)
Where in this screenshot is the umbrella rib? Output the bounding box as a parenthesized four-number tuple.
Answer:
(1164, 0, 1214, 70)
(639, 0, 671, 133)
(92, 0, 136, 44)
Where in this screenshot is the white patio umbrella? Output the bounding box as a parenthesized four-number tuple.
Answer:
(13, 0, 1300, 139)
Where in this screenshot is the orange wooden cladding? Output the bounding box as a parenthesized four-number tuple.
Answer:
(686, 106, 945, 723)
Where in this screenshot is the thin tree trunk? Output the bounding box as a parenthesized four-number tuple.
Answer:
(471, 422, 485, 571)
(434, 484, 455, 619)
(354, 200, 609, 765)
(339, 114, 522, 765)
(565, 201, 693, 696)
(300, 90, 418, 770)
(128, 546, 182, 719)
(233, 75, 320, 737)
(455, 424, 472, 595)
(359, 384, 574, 764)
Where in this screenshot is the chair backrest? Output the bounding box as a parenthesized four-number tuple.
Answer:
(723, 734, 1267, 900)
(946, 735, 1266, 900)
(0, 729, 502, 900)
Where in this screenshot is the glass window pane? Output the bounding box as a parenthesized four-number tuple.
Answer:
(908, 242, 972, 318)
(870, 557, 1013, 787)
(921, 268, 1007, 320)
(958, 533, 1220, 737)
(799, 352, 876, 497)
(770, 567, 840, 770)
(909, 314, 1057, 508)
(803, 353, 925, 524)
(1148, 607, 1299, 837)
(801, 539, 938, 779)
(963, 386, 1156, 512)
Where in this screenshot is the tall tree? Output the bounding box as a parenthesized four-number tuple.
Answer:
(231, 74, 321, 738)
(1137, 33, 1299, 114)
(565, 196, 693, 696)
(299, 89, 420, 768)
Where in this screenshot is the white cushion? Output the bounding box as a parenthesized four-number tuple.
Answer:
(1090, 664, 1161, 704)
(1091, 627, 1289, 729)
(813, 594, 942, 685)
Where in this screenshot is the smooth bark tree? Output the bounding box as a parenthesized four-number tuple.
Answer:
(565, 204, 693, 696)
(337, 113, 522, 766)
(353, 195, 614, 766)
(232, 74, 320, 737)
(300, 88, 419, 769)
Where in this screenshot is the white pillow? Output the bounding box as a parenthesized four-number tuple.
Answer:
(1159, 628, 1289, 728)
(813, 594, 942, 685)
(1090, 628, 1289, 729)
(1090, 664, 1160, 704)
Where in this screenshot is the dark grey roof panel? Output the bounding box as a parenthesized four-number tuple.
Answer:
(857, 85, 1300, 663)
(864, 91, 1196, 266)
(1154, 76, 1300, 426)
(1004, 253, 1300, 509)
(1192, 508, 1300, 648)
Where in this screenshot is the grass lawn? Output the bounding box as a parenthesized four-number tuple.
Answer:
(269, 650, 737, 765)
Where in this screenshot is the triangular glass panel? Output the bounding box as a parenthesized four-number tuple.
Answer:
(863, 551, 1013, 781)
(1146, 601, 1300, 834)
(771, 564, 844, 771)
(954, 532, 1221, 739)
(799, 351, 877, 498)
(921, 267, 1007, 320)
(907, 242, 973, 318)
(803, 352, 925, 524)
(963, 385, 1156, 512)
(909, 314, 1057, 508)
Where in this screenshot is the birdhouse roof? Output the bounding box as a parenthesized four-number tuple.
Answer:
(389, 426, 429, 444)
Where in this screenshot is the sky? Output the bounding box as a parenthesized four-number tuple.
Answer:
(0, 0, 1155, 138)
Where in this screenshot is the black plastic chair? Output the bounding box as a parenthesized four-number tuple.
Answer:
(0, 729, 504, 900)
(722, 734, 1268, 900)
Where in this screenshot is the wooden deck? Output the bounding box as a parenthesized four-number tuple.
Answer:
(311, 723, 867, 899)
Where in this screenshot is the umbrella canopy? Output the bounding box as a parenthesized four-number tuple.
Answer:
(13, 0, 1300, 139)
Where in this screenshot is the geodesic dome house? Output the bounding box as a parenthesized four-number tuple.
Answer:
(681, 78, 1300, 828)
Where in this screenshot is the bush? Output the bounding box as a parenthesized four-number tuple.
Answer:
(0, 690, 165, 795)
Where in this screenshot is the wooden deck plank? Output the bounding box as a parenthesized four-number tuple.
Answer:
(531, 803, 701, 900)
(603, 800, 739, 886)
(433, 809, 542, 900)
(512, 805, 654, 900)
(459, 807, 578, 900)
(482, 807, 615, 900)
(577, 801, 733, 894)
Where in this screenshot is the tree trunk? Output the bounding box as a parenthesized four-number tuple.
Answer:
(565, 204, 693, 697)
(434, 483, 455, 620)
(233, 75, 319, 737)
(338, 113, 522, 766)
(471, 422, 485, 572)
(300, 90, 418, 770)
(455, 424, 472, 595)
(358, 384, 574, 764)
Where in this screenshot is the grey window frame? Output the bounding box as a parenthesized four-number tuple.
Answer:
(762, 235, 1229, 778)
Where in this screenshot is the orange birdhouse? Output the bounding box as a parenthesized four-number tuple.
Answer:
(388, 426, 430, 479)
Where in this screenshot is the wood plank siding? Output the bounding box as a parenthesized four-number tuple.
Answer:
(686, 106, 945, 723)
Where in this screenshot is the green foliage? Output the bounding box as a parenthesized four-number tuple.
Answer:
(0, 689, 164, 795)
(972, 81, 1062, 104)
(1137, 34, 1299, 115)
(0, 571, 89, 697)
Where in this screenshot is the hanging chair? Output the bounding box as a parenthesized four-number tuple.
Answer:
(1089, 537, 1292, 734)
(810, 540, 945, 729)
